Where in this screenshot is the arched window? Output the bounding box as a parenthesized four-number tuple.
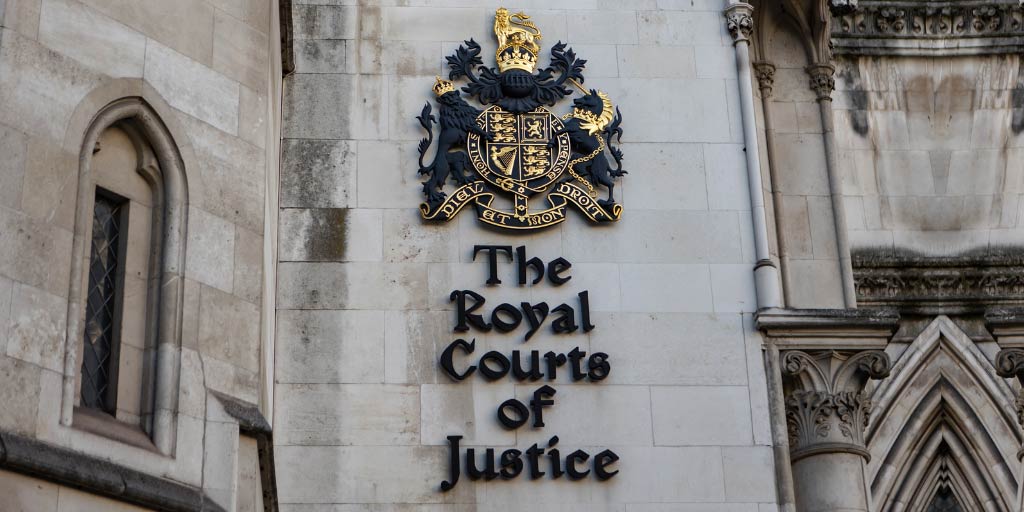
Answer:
(63, 97, 188, 455)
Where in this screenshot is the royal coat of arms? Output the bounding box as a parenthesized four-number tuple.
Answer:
(417, 8, 626, 231)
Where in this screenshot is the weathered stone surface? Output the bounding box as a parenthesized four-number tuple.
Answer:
(233, 226, 263, 304)
(0, 355, 40, 435)
(281, 139, 356, 208)
(144, 41, 240, 135)
(198, 284, 261, 373)
(651, 386, 754, 446)
(213, 8, 269, 91)
(185, 208, 235, 293)
(78, 0, 215, 65)
(0, 469, 59, 512)
(38, 0, 146, 78)
(276, 309, 385, 384)
(6, 283, 65, 372)
(276, 384, 420, 446)
(277, 262, 427, 310)
(294, 39, 346, 74)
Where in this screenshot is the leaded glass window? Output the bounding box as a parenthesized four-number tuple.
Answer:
(81, 191, 126, 414)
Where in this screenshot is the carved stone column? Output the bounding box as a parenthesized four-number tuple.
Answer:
(758, 308, 899, 512)
(782, 350, 890, 512)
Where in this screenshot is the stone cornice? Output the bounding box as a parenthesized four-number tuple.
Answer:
(832, 0, 1024, 56)
(854, 252, 1024, 313)
(0, 430, 225, 512)
(756, 308, 900, 349)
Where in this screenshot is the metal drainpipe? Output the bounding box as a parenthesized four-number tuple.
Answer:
(725, 2, 782, 309)
(726, 5, 797, 511)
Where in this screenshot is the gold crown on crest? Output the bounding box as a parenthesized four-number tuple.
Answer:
(433, 76, 455, 96)
(494, 7, 542, 73)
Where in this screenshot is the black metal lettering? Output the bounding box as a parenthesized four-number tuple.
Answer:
(439, 339, 476, 381)
(548, 257, 572, 285)
(529, 385, 556, 428)
(497, 399, 529, 429)
(594, 449, 620, 480)
(520, 302, 549, 341)
(451, 290, 492, 332)
(478, 351, 511, 380)
(473, 245, 513, 285)
(516, 245, 545, 285)
(492, 303, 523, 332)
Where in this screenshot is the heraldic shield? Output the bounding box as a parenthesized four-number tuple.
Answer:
(416, 7, 626, 231)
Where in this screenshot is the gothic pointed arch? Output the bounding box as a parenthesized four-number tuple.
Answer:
(865, 316, 1022, 511)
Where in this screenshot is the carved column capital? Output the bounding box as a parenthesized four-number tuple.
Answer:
(725, 3, 755, 44)
(828, 0, 858, 16)
(781, 350, 891, 461)
(996, 348, 1024, 427)
(806, 64, 836, 100)
(753, 62, 776, 97)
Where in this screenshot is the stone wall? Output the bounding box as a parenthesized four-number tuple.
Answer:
(0, 0, 278, 509)
(276, 1, 777, 510)
(834, 55, 1024, 256)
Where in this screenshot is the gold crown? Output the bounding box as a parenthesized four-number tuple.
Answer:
(433, 76, 455, 96)
(496, 42, 538, 73)
(494, 8, 542, 73)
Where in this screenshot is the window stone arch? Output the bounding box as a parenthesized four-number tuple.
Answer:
(61, 91, 189, 456)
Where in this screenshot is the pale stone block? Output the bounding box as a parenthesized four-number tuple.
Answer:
(566, 10, 637, 44)
(741, 315, 772, 446)
(556, 263, 621, 312)
(178, 348, 205, 419)
(695, 45, 736, 80)
(777, 195, 812, 259)
(233, 226, 263, 304)
(277, 262, 428, 310)
(281, 139, 356, 209)
(283, 73, 387, 140)
(710, 264, 756, 313)
(237, 436, 264, 512)
(600, 446, 726, 502)
(186, 208, 235, 293)
(948, 149, 1002, 195)
(0, 123, 27, 210)
(593, 309, 745, 385)
(357, 139, 426, 209)
(875, 150, 934, 197)
(722, 446, 776, 503)
(144, 40, 240, 135)
(590, 78, 731, 143)
(383, 208, 460, 263)
(454, 211, 564, 265)
(382, 6, 487, 42)
(349, 39, 440, 76)
(619, 142, 706, 210)
(0, 469, 59, 512)
(420, 383, 517, 447)
(849, 229, 894, 251)
(20, 135, 77, 232)
(7, 283, 65, 372)
(561, 210, 742, 264)
(213, 8, 269, 91)
(892, 229, 990, 256)
(704, 143, 750, 211)
(0, 205, 73, 297)
(570, 44, 618, 78)
(785, 259, 844, 309)
(651, 386, 753, 445)
(0, 30, 103, 140)
(276, 309, 385, 384)
(514, 384, 654, 446)
(79, 0, 214, 65)
(2, 0, 41, 40)
(637, 10, 726, 46)
(199, 284, 261, 373)
(390, 74, 439, 141)
(0, 275, 11, 346)
(295, 39, 346, 74)
(177, 114, 265, 231)
(619, 264, 713, 312)
(275, 445, 477, 503)
(617, 45, 694, 79)
(805, 195, 838, 258)
(38, 0, 145, 77)
(971, 109, 1010, 149)
(293, 4, 358, 40)
(276, 383, 420, 446)
(770, 68, 818, 104)
(238, 85, 267, 149)
(202, 353, 260, 404)
(384, 309, 448, 384)
(203, 410, 240, 511)
(772, 134, 830, 195)
(0, 354, 40, 435)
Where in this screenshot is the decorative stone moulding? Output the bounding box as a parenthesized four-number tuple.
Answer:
(831, 0, 1024, 55)
(853, 251, 1024, 313)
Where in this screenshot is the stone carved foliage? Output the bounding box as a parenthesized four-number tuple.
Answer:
(853, 254, 1024, 310)
(725, 4, 755, 43)
(832, 1, 1024, 55)
(995, 348, 1024, 426)
(753, 62, 776, 97)
(781, 350, 891, 459)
